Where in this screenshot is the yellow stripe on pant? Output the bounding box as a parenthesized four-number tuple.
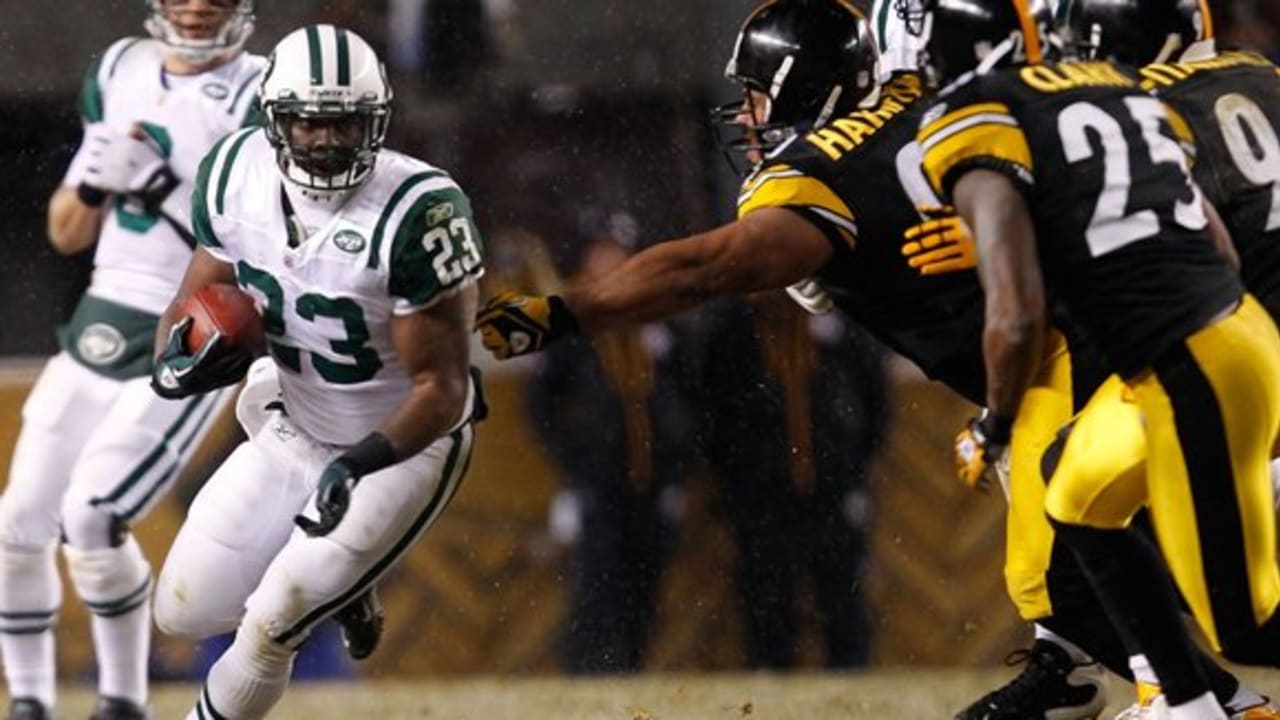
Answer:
(1005, 331, 1074, 620)
(1048, 295, 1280, 652)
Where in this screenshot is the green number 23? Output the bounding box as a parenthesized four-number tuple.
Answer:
(236, 261, 383, 384)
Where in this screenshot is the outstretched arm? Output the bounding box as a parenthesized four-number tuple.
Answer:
(562, 208, 833, 331)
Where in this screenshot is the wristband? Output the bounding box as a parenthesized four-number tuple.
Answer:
(978, 410, 1014, 447)
(336, 432, 398, 476)
(77, 183, 108, 208)
(547, 295, 581, 335)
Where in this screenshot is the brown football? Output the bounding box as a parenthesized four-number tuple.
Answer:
(178, 283, 266, 357)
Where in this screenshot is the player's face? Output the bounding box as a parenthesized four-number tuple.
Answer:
(736, 88, 773, 165)
(287, 115, 367, 177)
(158, 0, 239, 42)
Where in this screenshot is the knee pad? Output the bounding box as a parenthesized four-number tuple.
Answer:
(63, 535, 150, 617)
(0, 540, 62, 633)
(60, 490, 124, 550)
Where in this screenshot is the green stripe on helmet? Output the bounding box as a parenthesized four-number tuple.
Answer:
(306, 25, 323, 84)
(335, 27, 351, 86)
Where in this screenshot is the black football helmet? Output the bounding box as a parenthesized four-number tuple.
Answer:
(894, 0, 1062, 87)
(1062, 0, 1212, 67)
(713, 0, 880, 170)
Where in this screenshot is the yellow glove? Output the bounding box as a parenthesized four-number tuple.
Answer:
(475, 290, 579, 359)
(954, 410, 1013, 491)
(902, 205, 977, 276)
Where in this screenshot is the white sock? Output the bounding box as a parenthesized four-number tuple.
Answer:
(1169, 691, 1228, 720)
(1129, 653, 1160, 686)
(0, 542, 61, 709)
(65, 539, 152, 705)
(1226, 686, 1268, 713)
(90, 594, 151, 703)
(199, 625, 295, 720)
(1034, 624, 1094, 664)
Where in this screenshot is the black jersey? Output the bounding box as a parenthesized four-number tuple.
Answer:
(1141, 51, 1280, 306)
(737, 72, 987, 403)
(918, 61, 1242, 378)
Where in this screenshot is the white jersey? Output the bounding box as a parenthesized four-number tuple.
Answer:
(194, 128, 485, 445)
(869, 0, 928, 79)
(65, 38, 266, 315)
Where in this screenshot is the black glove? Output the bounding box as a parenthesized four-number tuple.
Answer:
(474, 290, 579, 359)
(151, 317, 252, 400)
(295, 459, 359, 538)
(294, 432, 397, 537)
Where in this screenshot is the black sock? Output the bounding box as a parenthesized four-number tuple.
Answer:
(1051, 521, 1209, 705)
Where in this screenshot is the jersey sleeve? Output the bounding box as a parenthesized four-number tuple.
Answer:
(190, 130, 253, 263)
(737, 162, 858, 249)
(384, 177, 486, 313)
(917, 81, 1034, 202)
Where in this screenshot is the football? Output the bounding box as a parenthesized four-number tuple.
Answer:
(178, 283, 267, 357)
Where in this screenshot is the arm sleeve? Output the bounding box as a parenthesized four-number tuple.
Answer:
(388, 185, 487, 313)
(918, 96, 1035, 202)
(737, 163, 859, 249)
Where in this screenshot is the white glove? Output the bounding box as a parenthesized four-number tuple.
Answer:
(785, 278, 835, 315)
(80, 123, 168, 195)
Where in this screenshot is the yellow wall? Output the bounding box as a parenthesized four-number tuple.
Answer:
(0, 366, 1018, 677)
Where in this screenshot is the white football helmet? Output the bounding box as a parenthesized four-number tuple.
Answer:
(144, 0, 255, 66)
(259, 25, 393, 192)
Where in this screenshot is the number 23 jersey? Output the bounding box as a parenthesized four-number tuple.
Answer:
(918, 61, 1241, 377)
(193, 128, 485, 445)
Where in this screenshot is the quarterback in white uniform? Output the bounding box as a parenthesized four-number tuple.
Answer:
(0, 2, 261, 719)
(149, 25, 485, 720)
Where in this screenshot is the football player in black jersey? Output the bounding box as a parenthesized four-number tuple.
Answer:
(477, 1, 1272, 718)
(903, 0, 1280, 717)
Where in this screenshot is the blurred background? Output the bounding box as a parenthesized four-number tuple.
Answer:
(0, 0, 1276, 685)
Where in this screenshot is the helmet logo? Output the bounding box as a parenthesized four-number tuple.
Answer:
(331, 229, 367, 254)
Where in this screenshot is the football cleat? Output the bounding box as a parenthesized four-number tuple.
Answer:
(6, 699, 50, 720)
(88, 696, 149, 720)
(955, 639, 1107, 720)
(335, 588, 384, 661)
(1114, 682, 1167, 720)
(1230, 700, 1280, 720)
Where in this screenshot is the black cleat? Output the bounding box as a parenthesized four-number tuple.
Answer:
(7, 699, 49, 720)
(335, 588, 384, 661)
(88, 696, 149, 720)
(955, 639, 1107, 720)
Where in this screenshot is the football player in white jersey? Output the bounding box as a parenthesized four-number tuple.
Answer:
(0, 2, 261, 719)
(148, 25, 485, 720)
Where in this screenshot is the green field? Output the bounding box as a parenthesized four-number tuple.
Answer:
(19, 669, 1280, 719)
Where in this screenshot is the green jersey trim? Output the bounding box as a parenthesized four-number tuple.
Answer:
(216, 129, 256, 214)
(78, 55, 105, 122)
(388, 185, 484, 306)
(367, 170, 449, 270)
(193, 132, 239, 249)
(231, 68, 264, 121)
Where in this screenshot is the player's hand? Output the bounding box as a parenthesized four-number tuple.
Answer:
(785, 278, 834, 315)
(902, 205, 977, 275)
(295, 461, 359, 537)
(954, 409, 1014, 491)
(80, 123, 168, 196)
(475, 290, 579, 359)
(151, 317, 252, 400)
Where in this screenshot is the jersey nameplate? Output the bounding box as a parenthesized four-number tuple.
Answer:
(1019, 62, 1135, 94)
(1141, 52, 1278, 90)
(805, 74, 924, 161)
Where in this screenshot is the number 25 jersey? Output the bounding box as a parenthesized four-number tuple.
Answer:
(918, 61, 1242, 377)
(193, 128, 485, 445)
